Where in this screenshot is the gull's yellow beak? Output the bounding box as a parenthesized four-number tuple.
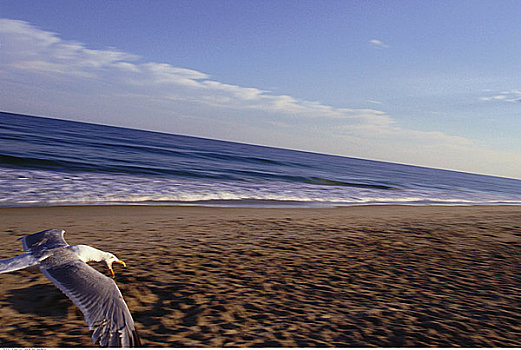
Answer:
(108, 259, 126, 278)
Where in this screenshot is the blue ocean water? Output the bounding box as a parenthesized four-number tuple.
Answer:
(1, 111, 520, 208)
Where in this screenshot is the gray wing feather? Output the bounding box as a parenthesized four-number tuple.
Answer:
(22, 229, 68, 252)
(41, 260, 139, 347)
(0, 253, 40, 273)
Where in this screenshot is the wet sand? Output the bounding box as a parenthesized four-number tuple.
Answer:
(0, 205, 520, 347)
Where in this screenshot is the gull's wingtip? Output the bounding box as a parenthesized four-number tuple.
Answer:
(131, 328, 142, 347)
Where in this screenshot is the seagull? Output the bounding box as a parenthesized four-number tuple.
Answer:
(0, 229, 141, 347)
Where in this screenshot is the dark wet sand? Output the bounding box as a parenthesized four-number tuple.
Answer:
(0, 205, 520, 347)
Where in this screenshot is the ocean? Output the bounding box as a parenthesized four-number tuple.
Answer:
(1, 111, 521, 208)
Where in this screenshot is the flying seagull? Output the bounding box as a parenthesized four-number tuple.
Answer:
(0, 229, 141, 347)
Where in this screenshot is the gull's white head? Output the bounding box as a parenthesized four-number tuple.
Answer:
(105, 253, 126, 278)
(70, 245, 127, 278)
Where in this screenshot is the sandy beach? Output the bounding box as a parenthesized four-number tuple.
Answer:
(0, 205, 520, 347)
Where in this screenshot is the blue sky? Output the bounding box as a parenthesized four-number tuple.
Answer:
(1, 0, 520, 178)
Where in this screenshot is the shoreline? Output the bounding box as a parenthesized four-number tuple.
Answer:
(1, 202, 521, 215)
(2, 200, 521, 209)
(1, 205, 520, 347)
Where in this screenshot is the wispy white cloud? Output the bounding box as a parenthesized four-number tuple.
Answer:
(369, 39, 390, 49)
(480, 90, 521, 103)
(0, 19, 399, 130)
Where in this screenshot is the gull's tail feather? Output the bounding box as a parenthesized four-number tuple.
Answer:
(0, 253, 39, 273)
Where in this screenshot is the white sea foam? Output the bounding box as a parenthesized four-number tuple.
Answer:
(3, 167, 521, 208)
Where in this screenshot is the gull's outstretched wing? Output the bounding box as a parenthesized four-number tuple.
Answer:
(41, 260, 140, 347)
(0, 252, 40, 274)
(0, 229, 63, 273)
(22, 229, 68, 252)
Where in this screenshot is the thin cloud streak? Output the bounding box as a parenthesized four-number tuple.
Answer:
(369, 39, 390, 49)
(480, 90, 521, 103)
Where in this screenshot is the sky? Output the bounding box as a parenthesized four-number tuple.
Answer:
(1, 0, 521, 179)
